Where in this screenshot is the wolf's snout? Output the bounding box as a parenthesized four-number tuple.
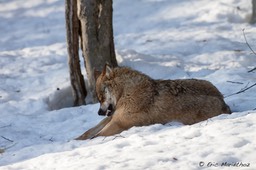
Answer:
(98, 104, 113, 116)
(98, 108, 106, 116)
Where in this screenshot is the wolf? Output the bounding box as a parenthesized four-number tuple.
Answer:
(76, 65, 231, 140)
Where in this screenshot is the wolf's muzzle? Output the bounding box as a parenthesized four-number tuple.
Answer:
(98, 108, 105, 116)
(98, 104, 113, 116)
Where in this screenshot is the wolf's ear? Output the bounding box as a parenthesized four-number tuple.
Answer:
(94, 69, 101, 80)
(103, 64, 113, 78)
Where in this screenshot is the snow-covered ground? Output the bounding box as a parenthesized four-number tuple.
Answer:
(0, 0, 256, 169)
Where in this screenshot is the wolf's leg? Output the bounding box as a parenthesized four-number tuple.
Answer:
(75, 116, 112, 140)
(93, 120, 126, 138)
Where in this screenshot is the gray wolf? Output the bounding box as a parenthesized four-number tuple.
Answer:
(76, 65, 231, 140)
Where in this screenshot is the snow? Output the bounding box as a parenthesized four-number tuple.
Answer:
(0, 0, 256, 169)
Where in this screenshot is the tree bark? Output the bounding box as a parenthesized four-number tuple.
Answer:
(78, 0, 118, 103)
(251, 0, 256, 24)
(65, 0, 87, 106)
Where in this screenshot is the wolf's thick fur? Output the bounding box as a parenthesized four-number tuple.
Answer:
(76, 65, 231, 140)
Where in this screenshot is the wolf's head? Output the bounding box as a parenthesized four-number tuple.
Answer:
(95, 64, 116, 117)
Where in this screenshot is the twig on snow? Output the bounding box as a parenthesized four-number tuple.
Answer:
(242, 28, 256, 55)
(112, 135, 125, 140)
(49, 137, 54, 142)
(0, 124, 12, 128)
(0, 143, 17, 154)
(225, 82, 256, 98)
(1, 136, 14, 143)
(242, 29, 256, 73)
(248, 67, 256, 73)
(227, 81, 244, 84)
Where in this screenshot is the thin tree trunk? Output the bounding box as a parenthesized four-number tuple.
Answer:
(78, 0, 117, 103)
(98, 0, 117, 67)
(65, 0, 87, 106)
(251, 0, 256, 24)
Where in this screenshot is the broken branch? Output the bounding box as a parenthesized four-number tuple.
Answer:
(242, 29, 256, 73)
(225, 82, 256, 98)
(1, 136, 14, 143)
(243, 28, 256, 56)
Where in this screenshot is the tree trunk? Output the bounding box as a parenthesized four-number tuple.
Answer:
(78, 0, 118, 103)
(65, 0, 117, 105)
(251, 0, 256, 24)
(65, 0, 87, 106)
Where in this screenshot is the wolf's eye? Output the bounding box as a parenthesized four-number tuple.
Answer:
(98, 94, 104, 103)
(101, 84, 106, 93)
